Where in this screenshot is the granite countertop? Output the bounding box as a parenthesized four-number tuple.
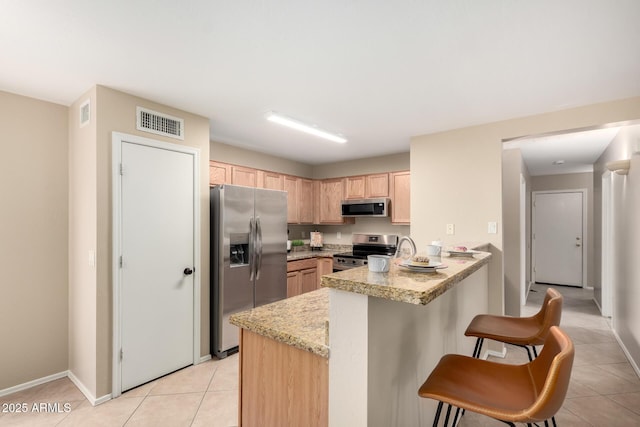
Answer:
(321, 250, 492, 305)
(231, 245, 491, 357)
(229, 288, 329, 358)
(286, 248, 345, 261)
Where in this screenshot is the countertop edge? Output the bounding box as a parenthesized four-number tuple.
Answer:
(321, 252, 492, 305)
(230, 318, 330, 358)
(229, 289, 330, 359)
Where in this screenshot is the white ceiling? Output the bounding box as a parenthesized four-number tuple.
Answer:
(504, 127, 621, 176)
(1, 1, 639, 165)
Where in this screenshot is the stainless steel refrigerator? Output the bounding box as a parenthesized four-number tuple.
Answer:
(210, 184, 288, 358)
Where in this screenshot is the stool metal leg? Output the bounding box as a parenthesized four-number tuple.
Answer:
(443, 404, 452, 426)
(472, 337, 484, 358)
(452, 407, 461, 425)
(433, 401, 443, 427)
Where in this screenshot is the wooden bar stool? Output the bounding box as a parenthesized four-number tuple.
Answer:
(465, 288, 563, 361)
(418, 326, 574, 427)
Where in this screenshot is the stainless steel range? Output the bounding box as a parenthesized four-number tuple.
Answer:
(333, 234, 398, 271)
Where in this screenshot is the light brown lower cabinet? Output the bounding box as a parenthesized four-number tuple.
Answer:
(238, 329, 329, 427)
(287, 268, 316, 297)
(287, 257, 333, 297)
(316, 258, 333, 287)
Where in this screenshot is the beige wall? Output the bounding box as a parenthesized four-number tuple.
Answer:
(210, 140, 410, 180)
(68, 87, 98, 395)
(410, 96, 640, 323)
(531, 172, 594, 287)
(67, 86, 211, 399)
(312, 152, 410, 179)
(502, 148, 530, 315)
(0, 91, 69, 390)
(594, 124, 640, 371)
(211, 140, 313, 178)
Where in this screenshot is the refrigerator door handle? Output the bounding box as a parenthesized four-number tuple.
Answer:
(249, 217, 255, 282)
(256, 216, 263, 280)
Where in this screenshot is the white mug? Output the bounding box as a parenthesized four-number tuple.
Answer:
(426, 244, 442, 256)
(368, 255, 390, 272)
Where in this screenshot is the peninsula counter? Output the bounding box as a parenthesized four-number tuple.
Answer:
(230, 249, 493, 426)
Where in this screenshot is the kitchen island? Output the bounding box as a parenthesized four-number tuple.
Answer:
(230, 249, 492, 427)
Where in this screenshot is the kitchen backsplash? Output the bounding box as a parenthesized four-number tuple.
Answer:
(289, 217, 409, 245)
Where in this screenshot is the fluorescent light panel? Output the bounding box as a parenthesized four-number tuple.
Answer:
(266, 112, 347, 143)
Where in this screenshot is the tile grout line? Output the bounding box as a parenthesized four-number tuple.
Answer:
(189, 364, 219, 426)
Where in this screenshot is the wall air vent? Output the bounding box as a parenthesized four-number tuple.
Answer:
(79, 99, 90, 127)
(136, 107, 184, 140)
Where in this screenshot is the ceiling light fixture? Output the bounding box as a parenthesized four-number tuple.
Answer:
(552, 160, 565, 165)
(266, 112, 347, 143)
(606, 159, 630, 175)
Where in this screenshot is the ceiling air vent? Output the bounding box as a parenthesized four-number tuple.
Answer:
(136, 107, 184, 140)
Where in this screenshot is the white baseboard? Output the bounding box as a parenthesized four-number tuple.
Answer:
(611, 329, 640, 379)
(593, 297, 603, 315)
(0, 370, 68, 398)
(67, 371, 111, 406)
(486, 348, 507, 359)
(199, 354, 212, 364)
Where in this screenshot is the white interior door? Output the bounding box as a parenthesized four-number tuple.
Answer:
(116, 137, 197, 392)
(532, 191, 585, 287)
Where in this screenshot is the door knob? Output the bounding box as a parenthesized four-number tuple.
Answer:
(183, 268, 194, 275)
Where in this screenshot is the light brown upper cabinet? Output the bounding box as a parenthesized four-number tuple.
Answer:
(209, 161, 231, 186)
(258, 170, 284, 191)
(344, 175, 366, 199)
(390, 171, 410, 224)
(209, 161, 258, 187)
(318, 178, 353, 224)
(365, 173, 389, 198)
(345, 173, 389, 199)
(298, 179, 315, 224)
(232, 166, 258, 187)
(283, 175, 299, 224)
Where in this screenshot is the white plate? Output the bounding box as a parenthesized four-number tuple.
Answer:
(399, 261, 447, 272)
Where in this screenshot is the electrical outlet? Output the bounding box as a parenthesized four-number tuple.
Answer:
(337, 232, 342, 239)
(488, 221, 498, 234)
(446, 224, 455, 235)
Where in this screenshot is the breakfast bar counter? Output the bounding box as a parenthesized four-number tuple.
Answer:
(321, 251, 491, 304)
(230, 247, 494, 427)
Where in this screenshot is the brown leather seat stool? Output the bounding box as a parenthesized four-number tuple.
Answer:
(465, 287, 563, 361)
(418, 326, 574, 427)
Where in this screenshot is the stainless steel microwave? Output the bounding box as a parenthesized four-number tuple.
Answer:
(341, 198, 390, 217)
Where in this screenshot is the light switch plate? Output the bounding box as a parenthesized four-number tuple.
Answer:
(488, 221, 498, 234)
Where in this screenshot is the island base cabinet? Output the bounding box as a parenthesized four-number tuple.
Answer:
(239, 329, 328, 427)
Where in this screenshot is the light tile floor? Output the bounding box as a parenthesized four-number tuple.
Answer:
(0, 352, 239, 427)
(2, 283, 639, 426)
(459, 283, 640, 426)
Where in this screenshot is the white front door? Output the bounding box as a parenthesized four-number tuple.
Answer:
(115, 135, 198, 392)
(532, 191, 585, 287)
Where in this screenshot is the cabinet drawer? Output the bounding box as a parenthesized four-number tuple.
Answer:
(287, 258, 317, 272)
